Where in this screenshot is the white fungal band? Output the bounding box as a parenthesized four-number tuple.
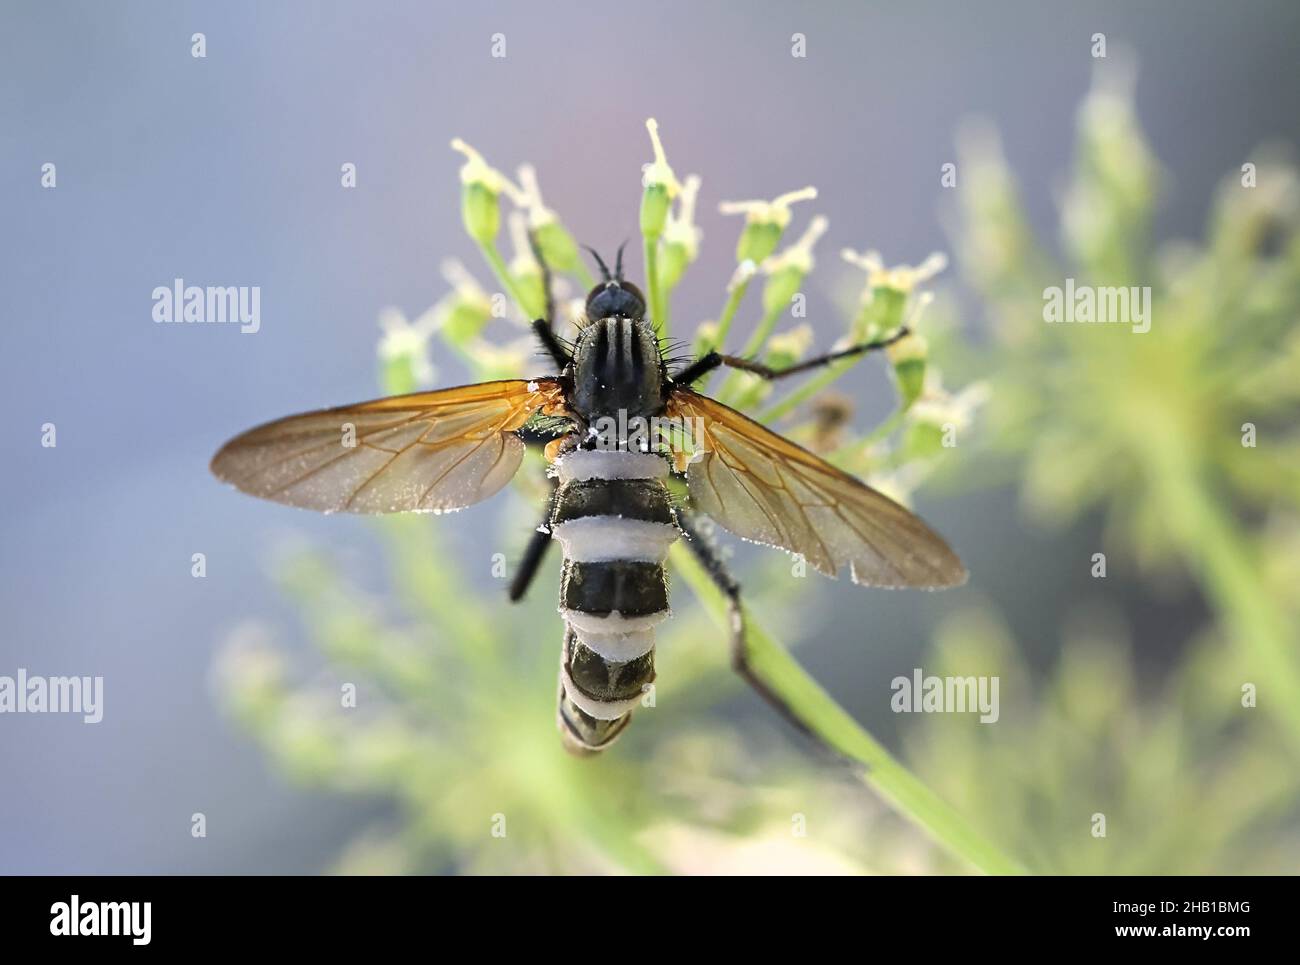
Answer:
(560, 608, 670, 634)
(551, 517, 679, 563)
(573, 627, 656, 663)
(556, 450, 668, 483)
(559, 661, 644, 720)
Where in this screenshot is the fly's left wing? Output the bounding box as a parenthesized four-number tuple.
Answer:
(666, 387, 967, 588)
(211, 379, 566, 514)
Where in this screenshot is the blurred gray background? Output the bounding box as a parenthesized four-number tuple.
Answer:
(2, 0, 1297, 872)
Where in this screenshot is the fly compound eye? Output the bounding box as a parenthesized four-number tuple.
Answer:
(585, 281, 646, 320)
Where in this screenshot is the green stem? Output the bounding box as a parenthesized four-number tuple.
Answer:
(717, 302, 785, 404)
(1151, 455, 1300, 757)
(478, 240, 541, 320)
(671, 545, 1028, 875)
(738, 305, 782, 357)
(837, 407, 908, 459)
(696, 278, 752, 393)
(758, 355, 859, 424)
(644, 237, 666, 334)
(711, 279, 748, 350)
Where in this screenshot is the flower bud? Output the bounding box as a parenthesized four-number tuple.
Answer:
(842, 249, 946, 339)
(640, 118, 681, 240)
(730, 324, 813, 411)
(378, 307, 435, 396)
(766, 324, 814, 369)
(450, 138, 522, 245)
(760, 215, 827, 317)
(517, 164, 585, 275)
(435, 260, 493, 346)
(692, 319, 719, 359)
(659, 174, 702, 292)
(720, 186, 817, 264)
(507, 211, 546, 320)
(886, 329, 929, 408)
(903, 381, 990, 461)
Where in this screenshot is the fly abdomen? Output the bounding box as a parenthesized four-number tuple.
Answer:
(551, 450, 679, 754)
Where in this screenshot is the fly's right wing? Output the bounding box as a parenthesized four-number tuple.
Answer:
(666, 387, 967, 588)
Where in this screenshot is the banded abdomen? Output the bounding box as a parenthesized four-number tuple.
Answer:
(550, 449, 679, 754)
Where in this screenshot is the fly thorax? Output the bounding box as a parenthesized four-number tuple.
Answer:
(570, 316, 664, 430)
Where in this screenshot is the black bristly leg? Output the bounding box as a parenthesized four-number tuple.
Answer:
(671, 327, 908, 388)
(509, 482, 558, 603)
(518, 231, 567, 600)
(713, 326, 911, 381)
(528, 228, 572, 369)
(533, 318, 572, 369)
(527, 229, 556, 330)
(671, 351, 722, 387)
(676, 508, 823, 749)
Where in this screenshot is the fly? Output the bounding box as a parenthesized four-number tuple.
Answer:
(211, 242, 967, 754)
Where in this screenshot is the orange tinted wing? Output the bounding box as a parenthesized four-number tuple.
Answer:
(667, 387, 967, 588)
(211, 379, 565, 514)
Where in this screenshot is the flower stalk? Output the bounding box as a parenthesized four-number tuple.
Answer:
(640, 118, 680, 333)
(718, 215, 829, 404)
(703, 186, 818, 360)
(671, 545, 1026, 876)
(451, 139, 543, 320)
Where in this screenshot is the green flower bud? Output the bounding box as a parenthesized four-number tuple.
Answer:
(462, 182, 498, 245)
(659, 174, 702, 292)
(434, 260, 493, 346)
(766, 324, 813, 369)
(738, 221, 782, 265)
(462, 337, 532, 382)
(761, 265, 803, 317)
(659, 242, 689, 294)
(640, 118, 681, 240)
(904, 381, 990, 456)
(377, 307, 435, 396)
(902, 420, 947, 461)
(852, 286, 906, 340)
(533, 219, 583, 274)
(443, 299, 492, 344)
(887, 332, 928, 408)
(517, 164, 585, 275)
(842, 249, 947, 339)
(720, 186, 817, 264)
(730, 325, 813, 411)
(451, 138, 522, 245)
(642, 185, 672, 240)
(692, 320, 719, 359)
(761, 215, 828, 317)
(507, 211, 546, 320)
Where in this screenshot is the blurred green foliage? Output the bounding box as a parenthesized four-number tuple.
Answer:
(922, 64, 1300, 871)
(908, 608, 1300, 874)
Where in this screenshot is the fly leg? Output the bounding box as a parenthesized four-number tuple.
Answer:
(672, 326, 910, 386)
(676, 508, 821, 747)
(508, 481, 558, 602)
(527, 229, 556, 331)
(527, 229, 573, 369)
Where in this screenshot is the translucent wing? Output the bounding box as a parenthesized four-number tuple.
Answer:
(211, 379, 566, 514)
(666, 388, 967, 588)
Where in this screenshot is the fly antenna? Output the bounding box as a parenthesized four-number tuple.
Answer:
(582, 245, 613, 283)
(614, 239, 629, 281)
